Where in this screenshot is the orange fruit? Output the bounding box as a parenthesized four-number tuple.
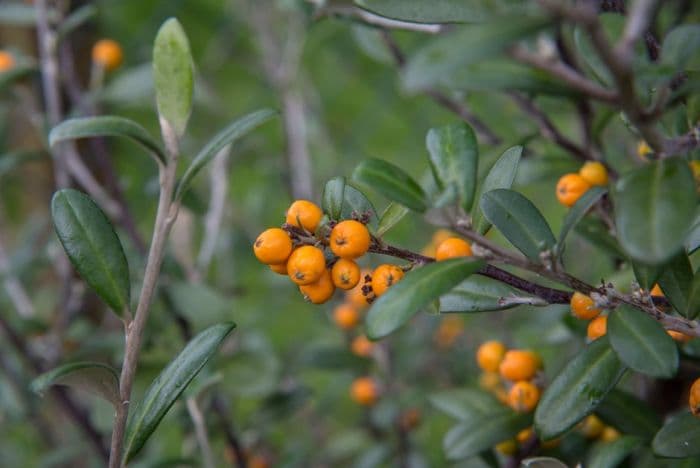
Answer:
(508, 381, 540, 413)
(579, 161, 609, 186)
(516, 427, 534, 444)
(285, 200, 323, 232)
(668, 330, 692, 343)
(253, 228, 292, 264)
(351, 335, 374, 357)
(556, 173, 591, 207)
(498, 350, 540, 382)
(333, 303, 360, 330)
(570, 292, 601, 320)
(587, 315, 607, 341)
(0, 51, 15, 72)
(350, 377, 379, 406)
(478, 371, 502, 393)
(637, 140, 652, 160)
(650, 284, 664, 297)
(247, 455, 270, 468)
(690, 378, 700, 417)
(269, 262, 287, 275)
(91, 39, 123, 71)
(330, 220, 371, 259)
(579, 414, 605, 439)
(371, 264, 404, 297)
(476, 340, 507, 373)
(435, 237, 472, 261)
(299, 269, 335, 304)
(495, 440, 517, 455)
(287, 245, 326, 285)
(434, 316, 464, 349)
(600, 426, 621, 442)
(331, 258, 361, 290)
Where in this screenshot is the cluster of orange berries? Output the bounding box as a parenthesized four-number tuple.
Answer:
(556, 161, 608, 207)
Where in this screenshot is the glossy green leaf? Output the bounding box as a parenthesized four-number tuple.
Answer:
(322, 176, 346, 220)
(574, 15, 624, 86)
(444, 412, 531, 460)
(480, 189, 556, 262)
(632, 262, 663, 291)
(653, 411, 700, 458)
(587, 436, 642, 468)
(353, 158, 428, 212)
(658, 253, 696, 318)
(49, 116, 166, 165)
(402, 15, 551, 91)
(124, 322, 235, 462)
(340, 183, 379, 229)
(31, 362, 120, 407)
(426, 122, 478, 212)
(175, 109, 276, 200)
(596, 390, 661, 440)
(575, 218, 626, 260)
(613, 157, 696, 265)
(51, 189, 130, 316)
(521, 458, 568, 468)
(440, 275, 540, 313)
(366, 258, 483, 339)
(153, 18, 194, 137)
(429, 388, 503, 421)
(557, 186, 607, 256)
(686, 214, 700, 254)
(472, 146, 521, 235)
(608, 305, 678, 378)
(0, 64, 36, 91)
(535, 337, 626, 440)
(661, 25, 700, 71)
(353, 0, 518, 23)
(377, 202, 408, 237)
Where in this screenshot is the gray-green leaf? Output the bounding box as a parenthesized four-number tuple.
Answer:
(587, 436, 642, 468)
(440, 275, 540, 313)
(376, 202, 409, 237)
(444, 412, 531, 460)
(322, 176, 346, 220)
(658, 253, 697, 319)
(472, 145, 522, 235)
(557, 186, 607, 256)
(596, 389, 661, 440)
(353, 158, 428, 212)
(31, 361, 120, 407)
(652, 411, 700, 458)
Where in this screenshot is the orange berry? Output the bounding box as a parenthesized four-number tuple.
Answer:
(556, 173, 591, 207)
(495, 440, 517, 455)
(371, 264, 404, 297)
(690, 161, 700, 185)
(269, 262, 287, 275)
(333, 303, 360, 330)
(253, 228, 292, 265)
(637, 140, 652, 160)
(579, 161, 609, 186)
(91, 39, 123, 72)
(587, 315, 607, 341)
(434, 316, 464, 349)
(299, 269, 335, 304)
(351, 335, 375, 357)
(476, 340, 507, 373)
(570, 292, 601, 320)
(668, 330, 692, 343)
(579, 414, 605, 439)
(331, 258, 361, 290)
(650, 284, 664, 297)
(287, 245, 326, 285)
(478, 371, 502, 392)
(499, 350, 540, 382)
(247, 455, 270, 468)
(600, 426, 621, 442)
(690, 378, 700, 417)
(508, 381, 540, 413)
(516, 427, 534, 444)
(330, 220, 371, 259)
(0, 51, 15, 72)
(399, 408, 422, 431)
(350, 377, 379, 406)
(346, 271, 371, 309)
(435, 237, 472, 261)
(285, 200, 323, 232)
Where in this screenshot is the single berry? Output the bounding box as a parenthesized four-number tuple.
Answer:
(253, 228, 292, 265)
(599, 426, 621, 442)
(345, 270, 372, 309)
(516, 427, 534, 445)
(556, 173, 591, 207)
(0, 51, 16, 72)
(499, 349, 540, 382)
(92, 39, 123, 72)
(650, 284, 664, 297)
(690, 378, 700, 417)
(287, 245, 326, 285)
(269, 262, 287, 275)
(667, 330, 692, 343)
(587, 315, 607, 341)
(330, 220, 371, 259)
(350, 377, 379, 406)
(579, 161, 609, 186)
(570, 292, 601, 320)
(579, 414, 605, 439)
(494, 440, 517, 456)
(508, 381, 540, 413)
(299, 269, 335, 304)
(371, 264, 404, 297)
(476, 340, 507, 373)
(331, 258, 361, 290)
(333, 303, 360, 330)
(285, 200, 323, 232)
(435, 237, 472, 261)
(351, 335, 375, 357)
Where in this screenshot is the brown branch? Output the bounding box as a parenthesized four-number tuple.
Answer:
(663, 124, 700, 157)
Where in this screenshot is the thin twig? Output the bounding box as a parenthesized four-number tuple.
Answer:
(197, 145, 231, 273)
(186, 397, 216, 468)
(315, 5, 445, 34)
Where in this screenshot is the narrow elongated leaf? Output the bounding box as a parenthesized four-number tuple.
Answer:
(377, 202, 408, 237)
(124, 322, 235, 462)
(557, 186, 607, 255)
(521, 458, 568, 468)
(49, 116, 166, 165)
(340, 183, 379, 229)
(658, 253, 695, 318)
(429, 388, 503, 421)
(596, 390, 661, 439)
(322, 177, 345, 220)
(175, 109, 276, 200)
(354, 0, 517, 23)
(403, 16, 551, 91)
(51, 189, 130, 316)
(587, 436, 642, 468)
(366, 258, 483, 339)
(608, 305, 677, 378)
(480, 189, 556, 262)
(31, 362, 120, 407)
(535, 337, 626, 440)
(153, 18, 194, 137)
(353, 158, 428, 212)
(613, 157, 696, 265)
(444, 412, 531, 460)
(440, 275, 539, 313)
(652, 411, 700, 458)
(426, 122, 478, 212)
(472, 146, 521, 235)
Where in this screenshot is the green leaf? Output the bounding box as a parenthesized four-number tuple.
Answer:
(534, 337, 626, 440)
(426, 122, 479, 212)
(124, 322, 235, 462)
(153, 18, 194, 137)
(472, 146, 522, 235)
(608, 305, 678, 378)
(612, 157, 696, 265)
(440, 275, 540, 313)
(521, 458, 568, 468)
(0, 64, 36, 91)
(322, 177, 346, 220)
(57, 4, 97, 42)
(340, 183, 379, 229)
(377, 202, 409, 237)
(429, 388, 503, 421)
(353, 158, 428, 212)
(402, 15, 551, 91)
(596, 390, 661, 440)
(49, 116, 166, 165)
(0, 4, 43, 26)
(175, 109, 276, 200)
(366, 258, 484, 339)
(658, 253, 696, 318)
(661, 25, 700, 71)
(353, 0, 518, 23)
(653, 412, 700, 458)
(480, 189, 556, 262)
(574, 15, 625, 86)
(686, 214, 700, 254)
(587, 436, 642, 468)
(51, 189, 130, 316)
(31, 362, 120, 407)
(632, 262, 663, 291)
(557, 186, 607, 256)
(444, 412, 531, 460)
